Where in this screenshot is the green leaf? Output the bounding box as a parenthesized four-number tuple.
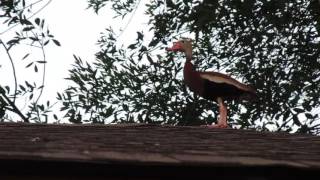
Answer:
(293, 108, 304, 114)
(44, 40, 49, 46)
(283, 110, 290, 120)
(57, 93, 62, 100)
(22, 53, 30, 60)
(60, 106, 69, 111)
(4, 86, 10, 93)
(34, 65, 38, 72)
(37, 105, 44, 111)
(19, 85, 26, 91)
(52, 39, 61, 46)
(140, 46, 147, 52)
(146, 54, 154, 64)
(305, 113, 313, 119)
(123, 104, 129, 111)
(148, 39, 159, 47)
(29, 37, 38, 41)
(35, 18, 40, 26)
(112, 100, 120, 104)
(25, 81, 33, 89)
(105, 107, 114, 117)
(292, 115, 302, 126)
(0, 108, 5, 119)
(41, 19, 45, 28)
(26, 62, 33, 68)
(127, 43, 136, 49)
(22, 26, 34, 31)
(0, 87, 5, 94)
(137, 32, 144, 40)
(7, 39, 20, 45)
(302, 102, 312, 111)
(37, 61, 47, 64)
(20, 19, 32, 25)
(29, 93, 33, 100)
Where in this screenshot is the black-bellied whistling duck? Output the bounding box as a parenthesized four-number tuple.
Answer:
(166, 38, 256, 128)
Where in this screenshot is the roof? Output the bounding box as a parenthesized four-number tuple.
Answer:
(0, 123, 320, 179)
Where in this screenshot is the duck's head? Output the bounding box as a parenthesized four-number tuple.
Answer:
(166, 38, 193, 53)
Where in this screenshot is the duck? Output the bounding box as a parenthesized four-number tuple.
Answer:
(166, 38, 256, 128)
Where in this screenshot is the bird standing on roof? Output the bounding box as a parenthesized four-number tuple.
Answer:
(166, 38, 256, 128)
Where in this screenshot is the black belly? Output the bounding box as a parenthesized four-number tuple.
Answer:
(202, 79, 244, 101)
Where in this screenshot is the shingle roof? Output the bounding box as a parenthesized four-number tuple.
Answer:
(0, 123, 319, 179)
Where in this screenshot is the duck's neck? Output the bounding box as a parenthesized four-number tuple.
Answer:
(183, 49, 204, 95)
(184, 49, 194, 72)
(184, 49, 194, 73)
(185, 49, 192, 63)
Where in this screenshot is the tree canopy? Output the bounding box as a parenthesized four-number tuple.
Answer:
(58, 0, 320, 134)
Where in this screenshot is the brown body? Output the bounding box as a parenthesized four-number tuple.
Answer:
(184, 61, 256, 101)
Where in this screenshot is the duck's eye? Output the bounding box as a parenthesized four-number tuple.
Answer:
(181, 40, 185, 43)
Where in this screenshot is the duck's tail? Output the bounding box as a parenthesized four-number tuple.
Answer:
(239, 87, 258, 102)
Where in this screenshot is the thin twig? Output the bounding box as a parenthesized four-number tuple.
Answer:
(30, 31, 47, 122)
(34, 44, 46, 117)
(116, 0, 142, 39)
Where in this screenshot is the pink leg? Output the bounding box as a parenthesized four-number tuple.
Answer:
(206, 97, 228, 128)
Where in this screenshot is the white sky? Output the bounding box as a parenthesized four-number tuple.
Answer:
(0, 0, 149, 105)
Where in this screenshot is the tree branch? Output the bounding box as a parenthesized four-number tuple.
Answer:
(0, 40, 18, 103)
(34, 39, 47, 121)
(0, 91, 29, 123)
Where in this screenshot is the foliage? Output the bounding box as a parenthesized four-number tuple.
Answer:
(0, 0, 60, 123)
(61, 0, 320, 134)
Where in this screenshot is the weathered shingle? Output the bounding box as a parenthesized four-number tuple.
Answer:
(0, 123, 319, 179)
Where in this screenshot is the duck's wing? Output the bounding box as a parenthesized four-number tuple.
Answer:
(199, 71, 256, 94)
